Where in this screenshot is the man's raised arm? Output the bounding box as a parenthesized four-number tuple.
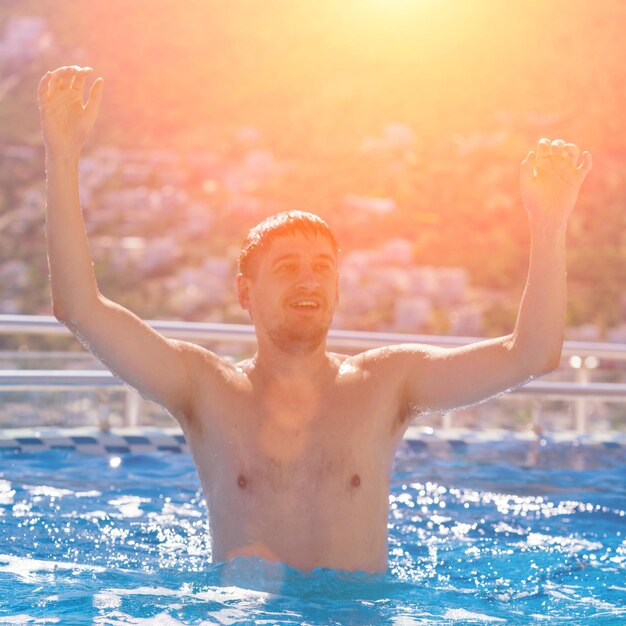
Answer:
(390, 138, 592, 414)
(39, 66, 207, 424)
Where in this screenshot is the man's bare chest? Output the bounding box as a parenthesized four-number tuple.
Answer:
(192, 374, 402, 498)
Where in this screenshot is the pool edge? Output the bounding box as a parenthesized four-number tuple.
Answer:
(0, 426, 623, 454)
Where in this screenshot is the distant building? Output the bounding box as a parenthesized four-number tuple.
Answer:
(168, 258, 232, 317)
(566, 324, 601, 342)
(98, 186, 187, 222)
(369, 267, 409, 297)
(0, 260, 29, 294)
(407, 267, 436, 297)
(223, 148, 287, 195)
(183, 202, 214, 238)
(174, 258, 231, 304)
(0, 16, 52, 63)
(380, 238, 413, 265)
(338, 238, 476, 334)
(139, 237, 180, 275)
(341, 249, 379, 273)
(393, 296, 433, 332)
(343, 194, 396, 215)
(433, 267, 468, 306)
(448, 305, 483, 336)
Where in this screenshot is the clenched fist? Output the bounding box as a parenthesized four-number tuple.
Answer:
(520, 138, 592, 227)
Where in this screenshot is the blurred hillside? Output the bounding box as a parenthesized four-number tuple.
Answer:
(4, 1, 624, 150)
(0, 0, 625, 338)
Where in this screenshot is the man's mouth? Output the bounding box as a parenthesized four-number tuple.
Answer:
(289, 298, 321, 311)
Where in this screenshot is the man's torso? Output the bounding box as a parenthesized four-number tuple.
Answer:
(182, 351, 410, 572)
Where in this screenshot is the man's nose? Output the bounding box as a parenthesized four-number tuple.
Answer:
(295, 266, 319, 290)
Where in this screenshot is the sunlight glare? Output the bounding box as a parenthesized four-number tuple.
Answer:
(359, 0, 438, 11)
(352, 0, 441, 24)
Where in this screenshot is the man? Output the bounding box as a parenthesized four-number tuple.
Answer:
(38, 66, 592, 574)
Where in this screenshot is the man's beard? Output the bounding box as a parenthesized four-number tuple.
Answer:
(267, 318, 330, 354)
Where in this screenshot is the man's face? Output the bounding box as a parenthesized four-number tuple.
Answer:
(237, 232, 339, 354)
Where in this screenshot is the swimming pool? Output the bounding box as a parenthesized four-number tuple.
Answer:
(0, 437, 624, 624)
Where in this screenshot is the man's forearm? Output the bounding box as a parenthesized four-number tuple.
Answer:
(510, 221, 568, 375)
(39, 66, 104, 321)
(510, 137, 591, 377)
(46, 153, 100, 320)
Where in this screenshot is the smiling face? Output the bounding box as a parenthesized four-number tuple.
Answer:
(237, 232, 339, 354)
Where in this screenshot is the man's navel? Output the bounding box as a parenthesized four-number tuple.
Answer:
(237, 474, 248, 489)
(350, 473, 361, 488)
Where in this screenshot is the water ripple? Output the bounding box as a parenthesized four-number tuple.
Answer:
(0, 443, 624, 624)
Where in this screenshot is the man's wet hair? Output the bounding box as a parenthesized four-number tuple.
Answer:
(238, 210, 339, 278)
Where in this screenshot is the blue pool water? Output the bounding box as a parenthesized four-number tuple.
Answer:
(0, 440, 624, 624)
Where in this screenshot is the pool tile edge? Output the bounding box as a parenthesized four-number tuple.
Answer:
(0, 426, 623, 454)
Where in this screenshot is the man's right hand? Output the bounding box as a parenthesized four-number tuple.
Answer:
(38, 66, 104, 158)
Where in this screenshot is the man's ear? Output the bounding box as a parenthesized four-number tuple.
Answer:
(237, 273, 251, 311)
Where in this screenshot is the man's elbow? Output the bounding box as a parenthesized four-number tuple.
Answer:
(51, 297, 91, 331)
(52, 299, 71, 325)
(509, 338, 562, 379)
(532, 349, 562, 378)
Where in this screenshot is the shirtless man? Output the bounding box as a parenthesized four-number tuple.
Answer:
(38, 66, 592, 574)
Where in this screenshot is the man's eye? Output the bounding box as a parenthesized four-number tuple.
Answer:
(278, 263, 296, 273)
(315, 264, 331, 272)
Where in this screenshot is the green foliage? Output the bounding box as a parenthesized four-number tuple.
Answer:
(1, 1, 625, 334)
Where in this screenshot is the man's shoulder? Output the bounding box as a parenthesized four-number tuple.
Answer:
(177, 340, 248, 383)
(346, 343, 434, 372)
(181, 346, 254, 428)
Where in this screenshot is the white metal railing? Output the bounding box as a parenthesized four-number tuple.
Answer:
(1, 314, 625, 433)
(1, 369, 626, 398)
(2, 314, 626, 358)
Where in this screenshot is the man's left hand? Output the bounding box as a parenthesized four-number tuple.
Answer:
(520, 138, 592, 226)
